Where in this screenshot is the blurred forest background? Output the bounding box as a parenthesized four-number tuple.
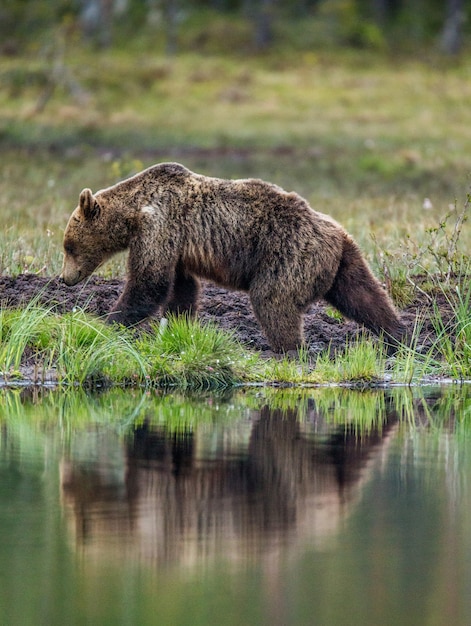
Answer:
(0, 0, 468, 55)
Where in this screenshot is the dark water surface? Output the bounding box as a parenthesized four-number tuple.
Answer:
(1, 384, 470, 626)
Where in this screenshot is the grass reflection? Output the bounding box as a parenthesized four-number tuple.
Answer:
(1, 383, 471, 436)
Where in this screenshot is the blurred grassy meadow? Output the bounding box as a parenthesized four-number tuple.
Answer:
(1, 21, 470, 284)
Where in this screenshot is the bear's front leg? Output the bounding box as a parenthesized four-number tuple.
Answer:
(164, 264, 200, 317)
(107, 274, 173, 326)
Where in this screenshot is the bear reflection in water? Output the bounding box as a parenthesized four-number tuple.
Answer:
(60, 401, 398, 567)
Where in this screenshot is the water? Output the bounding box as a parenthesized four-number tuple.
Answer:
(1, 384, 471, 626)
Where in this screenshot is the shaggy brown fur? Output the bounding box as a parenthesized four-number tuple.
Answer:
(61, 162, 405, 352)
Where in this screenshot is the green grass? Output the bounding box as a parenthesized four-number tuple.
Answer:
(0, 298, 469, 389)
(0, 309, 253, 389)
(429, 280, 471, 380)
(0, 303, 56, 374)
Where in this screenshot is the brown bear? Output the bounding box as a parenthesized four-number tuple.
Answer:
(61, 162, 405, 353)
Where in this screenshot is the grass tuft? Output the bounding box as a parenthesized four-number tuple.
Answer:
(0, 308, 251, 389)
(142, 315, 251, 390)
(0, 302, 56, 376)
(311, 335, 385, 385)
(55, 309, 148, 386)
(429, 277, 471, 380)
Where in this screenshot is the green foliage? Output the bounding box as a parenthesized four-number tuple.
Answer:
(55, 309, 146, 386)
(140, 315, 252, 389)
(0, 0, 76, 43)
(373, 195, 470, 307)
(387, 317, 438, 385)
(0, 2, 464, 55)
(321, 1, 388, 51)
(0, 308, 251, 389)
(0, 303, 56, 374)
(430, 278, 471, 380)
(311, 335, 385, 384)
(255, 348, 312, 385)
(252, 337, 387, 386)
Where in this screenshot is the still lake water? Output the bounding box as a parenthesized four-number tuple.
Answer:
(0, 384, 470, 626)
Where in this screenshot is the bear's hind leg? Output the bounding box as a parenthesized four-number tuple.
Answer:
(165, 265, 200, 317)
(324, 235, 406, 349)
(250, 289, 304, 353)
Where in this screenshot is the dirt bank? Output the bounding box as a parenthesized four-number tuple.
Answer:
(0, 274, 452, 359)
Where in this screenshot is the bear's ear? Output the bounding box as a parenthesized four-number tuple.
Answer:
(79, 188, 101, 220)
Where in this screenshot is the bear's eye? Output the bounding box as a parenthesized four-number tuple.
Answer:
(64, 243, 76, 256)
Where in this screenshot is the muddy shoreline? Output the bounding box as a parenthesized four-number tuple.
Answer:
(0, 273, 454, 385)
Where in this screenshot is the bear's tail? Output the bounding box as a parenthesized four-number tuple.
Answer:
(324, 234, 406, 351)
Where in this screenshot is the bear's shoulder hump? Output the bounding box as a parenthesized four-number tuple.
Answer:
(149, 162, 191, 179)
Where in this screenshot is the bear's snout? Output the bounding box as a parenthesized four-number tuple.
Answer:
(61, 272, 81, 287)
(61, 263, 82, 287)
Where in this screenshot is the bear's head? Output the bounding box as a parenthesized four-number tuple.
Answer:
(61, 188, 121, 286)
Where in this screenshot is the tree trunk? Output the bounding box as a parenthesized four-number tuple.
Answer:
(80, 0, 114, 47)
(441, 0, 464, 55)
(250, 0, 276, 51)
(163, 0, 178, 56)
